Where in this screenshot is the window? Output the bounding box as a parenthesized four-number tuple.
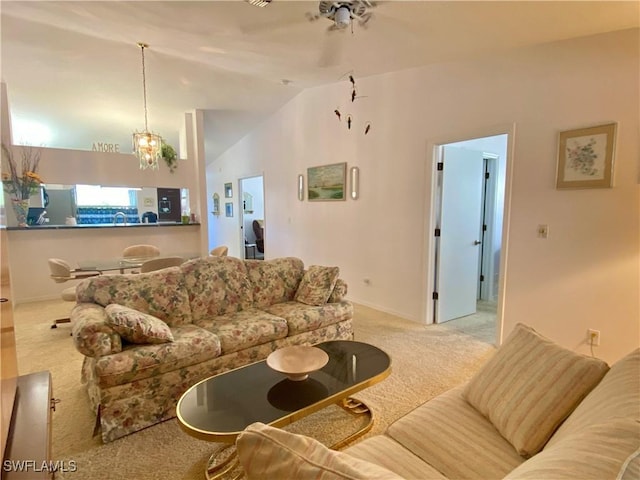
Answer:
(75, 185, 137, 206)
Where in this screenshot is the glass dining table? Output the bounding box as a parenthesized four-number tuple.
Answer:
(76, 253, 200, 273)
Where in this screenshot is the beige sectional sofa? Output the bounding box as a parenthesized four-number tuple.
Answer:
(235, 324, 640, 479)
(70, 256, 353, 443)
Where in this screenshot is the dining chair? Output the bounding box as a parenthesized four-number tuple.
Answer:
(209, 246, 228, 257)
(48, 258, 100, 329)
(139, 256, 186, 273)
(121, 244, 161, 273)
(122, 244, 161, 258)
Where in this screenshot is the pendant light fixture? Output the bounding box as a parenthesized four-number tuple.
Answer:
(132, 42, 162, 170)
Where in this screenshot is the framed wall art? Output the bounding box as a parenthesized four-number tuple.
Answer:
(307, 162, 347, 201)
(224, 183, 233, 198)
(556, 123, 616, 189)
(225, 202, 233, 217)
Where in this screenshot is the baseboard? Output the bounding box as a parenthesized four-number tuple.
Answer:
(347, 298, 422, 324)
(14, 294, 61, 306)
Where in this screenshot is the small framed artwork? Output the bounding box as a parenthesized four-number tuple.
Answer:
(307, 162, 347, 201)
(225, 202, 233, 217)
(224, 183, 233, 198)
(556, 123, 616, 189)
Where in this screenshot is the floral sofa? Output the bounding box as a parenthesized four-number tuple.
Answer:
(236, 324, 640, 480)
(70, 256, 353, 443)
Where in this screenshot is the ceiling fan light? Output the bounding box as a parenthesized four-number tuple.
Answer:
(335, 6, 351, 28)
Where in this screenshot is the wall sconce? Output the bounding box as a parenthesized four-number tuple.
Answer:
(350, 166, 359, 200)
(211, 193, 220, 216)
(298, 174, 304, 201)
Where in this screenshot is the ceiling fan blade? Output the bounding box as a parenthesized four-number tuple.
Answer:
(317, 30, 345, 67)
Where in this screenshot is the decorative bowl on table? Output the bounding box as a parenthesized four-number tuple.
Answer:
(266, 346, 329, 381)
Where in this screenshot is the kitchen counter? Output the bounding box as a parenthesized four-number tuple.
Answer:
(7, 224, 204, 302)
(7, 222, 200, 231)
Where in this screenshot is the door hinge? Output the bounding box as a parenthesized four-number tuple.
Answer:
(485, 172, 490, 179)
(434, 228, 441, 237)
(432, 292, 439, 300)
(437, 162, 444, 171)
(482, 224, 487, 232)
(480, 275, 485, 282)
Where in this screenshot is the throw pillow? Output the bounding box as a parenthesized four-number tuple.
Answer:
(105, 303, 174, 344)
(236, 422, 404, 480)
(295, 265, 340, 306)
(462, 323, 609, 457)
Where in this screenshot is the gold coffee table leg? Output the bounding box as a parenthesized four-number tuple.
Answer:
(205, 445, 242, 480)
(331, 397, 374, 450)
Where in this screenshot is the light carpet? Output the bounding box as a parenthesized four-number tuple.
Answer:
(14, 300, 496, 480)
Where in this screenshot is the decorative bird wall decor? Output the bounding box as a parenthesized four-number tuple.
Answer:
(333, 72, 372, 135)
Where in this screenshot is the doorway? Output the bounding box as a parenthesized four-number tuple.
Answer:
(429, 133, 509, 329)
(238, 175, 265, 260)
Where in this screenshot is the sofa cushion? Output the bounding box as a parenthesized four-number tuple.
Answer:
(462, 323, 609, 457)
(105, 304, 174, 344)
(265, 301, 353, 336)
(75, 267, 192, 327)
(504, 419, 640, 480)
(93, 325, 221, 388)
(181, 257, 254, 320)
(387, 386, 526, 479)
(194, 308, 288, 354)
(295, 265, 340, 306)
(545, 348, 639, 447)
(245, 257, 305, 309)
(236, 422, 403, 480)
(345, 435, 448, 480)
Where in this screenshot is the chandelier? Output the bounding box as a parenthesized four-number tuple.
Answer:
(132, 42, 162, 170)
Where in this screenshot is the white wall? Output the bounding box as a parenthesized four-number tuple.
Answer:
(207, 29, 639, 364)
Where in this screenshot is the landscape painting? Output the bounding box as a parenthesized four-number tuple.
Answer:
(307, 162, 347, 201)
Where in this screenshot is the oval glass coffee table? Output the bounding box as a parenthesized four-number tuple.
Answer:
(177, 340, 391, 479)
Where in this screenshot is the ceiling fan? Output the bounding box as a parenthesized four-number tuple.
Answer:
(307, 1, 378, 31)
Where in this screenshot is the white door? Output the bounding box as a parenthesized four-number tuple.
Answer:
(436, 146, 484, 323)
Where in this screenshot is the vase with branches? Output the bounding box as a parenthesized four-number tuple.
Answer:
(1, 143, 44, 227)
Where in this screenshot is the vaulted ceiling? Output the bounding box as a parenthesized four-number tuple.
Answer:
(1, 1, 637, 161)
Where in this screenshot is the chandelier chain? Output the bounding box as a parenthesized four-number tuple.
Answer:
(140, 43, 149, 131)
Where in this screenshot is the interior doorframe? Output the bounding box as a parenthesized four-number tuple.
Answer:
(479, 153, 500, 302)
(421, 123, 516, 347)
(237, 173, 265, 259)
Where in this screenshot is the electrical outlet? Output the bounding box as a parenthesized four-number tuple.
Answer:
(587, 329, 601, 346)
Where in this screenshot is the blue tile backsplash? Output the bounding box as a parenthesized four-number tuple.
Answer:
(76, 206, 140, 225)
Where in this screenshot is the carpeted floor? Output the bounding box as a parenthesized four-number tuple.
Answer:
(14, 299, 496, 480)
